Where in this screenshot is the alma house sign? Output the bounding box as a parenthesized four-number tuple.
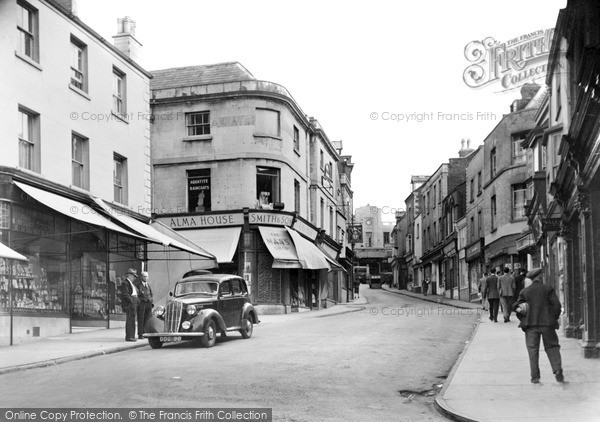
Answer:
(166, 211, 320, 240)
(168, 213, 244, 229)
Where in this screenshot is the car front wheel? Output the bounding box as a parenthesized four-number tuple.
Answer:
(200, 320, 217, 348)
(148, 337, 163, 349)
(239, 318, 253, 339)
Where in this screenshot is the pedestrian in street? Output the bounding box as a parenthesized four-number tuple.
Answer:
(135, 271, 154, 339)
(514, 268, 526, 301)
(478, 272, 488, 311)
(119, 268, 139, 342)
(513, 268, 564, 384)
(353, 275, 360, 299)
(498, 267, 516, 323)
(422, 277, 429, 296)
(484, 269, 500, 322)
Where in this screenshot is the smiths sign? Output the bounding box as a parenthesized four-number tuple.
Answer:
(463, 29, 554, 91)
(348, 224, 363, 244)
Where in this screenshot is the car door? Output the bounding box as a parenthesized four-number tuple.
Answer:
(229, 277, 245, 327)
(218, 280, 235, 327)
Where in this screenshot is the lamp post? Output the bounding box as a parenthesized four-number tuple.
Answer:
(349, 211, 355, 303)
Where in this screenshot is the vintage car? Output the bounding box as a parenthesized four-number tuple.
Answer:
(143, 274, 259, 349)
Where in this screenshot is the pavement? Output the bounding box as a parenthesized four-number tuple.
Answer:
(382, 285, 600, 422)
(1, 288, 598, 422)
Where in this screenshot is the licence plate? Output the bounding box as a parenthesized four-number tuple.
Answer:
(160, 336, 181, 342)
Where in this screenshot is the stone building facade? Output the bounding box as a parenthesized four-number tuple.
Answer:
(149, 62, 352, 314)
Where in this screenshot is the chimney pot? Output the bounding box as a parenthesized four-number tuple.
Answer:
(113, 17, 142, 63)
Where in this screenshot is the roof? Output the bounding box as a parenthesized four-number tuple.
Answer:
(150, 62, 256, 90)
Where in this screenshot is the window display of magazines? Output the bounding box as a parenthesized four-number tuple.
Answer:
(0, 258, 64, 312)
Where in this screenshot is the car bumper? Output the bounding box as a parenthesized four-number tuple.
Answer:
(143, 332, 205, 338)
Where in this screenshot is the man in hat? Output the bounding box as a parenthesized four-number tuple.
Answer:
(120, 268, 139, 341)
(135, 271, 154, 339)
(483, 269, 500, 322)
(513, 268, 564, 384)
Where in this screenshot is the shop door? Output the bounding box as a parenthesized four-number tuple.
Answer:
(257, 251, 281, 304)
(70, 252, 109, 328)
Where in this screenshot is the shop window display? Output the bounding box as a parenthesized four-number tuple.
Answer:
(0, 257, 65, 312)
(71, 254, 109, 320)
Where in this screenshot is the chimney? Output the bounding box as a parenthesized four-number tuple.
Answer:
(520, 83, 540, 101)
(54, 0, 78, 15)
(112, 17, 142, 62)
(458, 138, 475, 158)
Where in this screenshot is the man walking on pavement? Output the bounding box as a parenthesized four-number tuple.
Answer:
(484, 269, 500, 322)
(513, 268, 564, 384)
(135, 271, 154, 339)
(478, 272, 488, 311)
(514, 268, 526, 301)
(498, 267, 516, 322)
(119, 268, 139, 341)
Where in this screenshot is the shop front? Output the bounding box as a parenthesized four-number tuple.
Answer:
(485, 234, 525, 274)
(159, 210, 343, 314)
(0, 175, 215, 346)
(466, 239, 484, 302)
(442, 238, 458, 299)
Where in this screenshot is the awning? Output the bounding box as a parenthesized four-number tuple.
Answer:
(14, 182, 145, 240)
(258, 226, 302, 269)
(0, 242, 27, 261)
(286, 227, 330, 270)
(90, 198, 215, 261)
(317, 246, 346, 273)
(178, 227, 241, 264)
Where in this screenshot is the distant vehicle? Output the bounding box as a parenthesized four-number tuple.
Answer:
(143, 274, 259, 349)
(368, 263, 382, 289)
(354, 266, 370, 284)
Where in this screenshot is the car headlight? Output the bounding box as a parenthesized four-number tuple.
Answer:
(182, 321, 192, 330)
(186, 305, 197, 316)
(153, 305, 165, 317)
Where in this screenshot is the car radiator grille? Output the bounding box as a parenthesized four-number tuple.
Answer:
(164, 300, 183, 333)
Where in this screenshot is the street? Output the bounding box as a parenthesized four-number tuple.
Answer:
(0, 287, 479, 421)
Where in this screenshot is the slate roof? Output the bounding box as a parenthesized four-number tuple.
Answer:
(150, 62, 256, 90)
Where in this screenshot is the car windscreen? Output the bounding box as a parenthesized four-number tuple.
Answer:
(174, 280, 219, 297)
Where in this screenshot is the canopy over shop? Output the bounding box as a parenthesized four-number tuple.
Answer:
(0, 181, 215, 345)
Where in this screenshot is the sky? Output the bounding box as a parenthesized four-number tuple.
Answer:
(76, 0, 567, 221)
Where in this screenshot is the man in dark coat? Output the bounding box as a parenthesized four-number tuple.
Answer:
(513, 268, 564, 384)
(514, 268, 526, 301)
(135, 271, 154, 339)
(483, 269, 500, 322)
(119, 268, 139, 341)
(498, 267, 516, 322)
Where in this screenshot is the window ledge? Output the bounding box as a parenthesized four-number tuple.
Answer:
(69, 84, 91, 100)
(183, 134, 213, 142)
(111, 112, 129, 124)
(253, 133, 282, 141)
(15, 51, 42, 71)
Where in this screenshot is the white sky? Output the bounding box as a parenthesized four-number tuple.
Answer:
(76, 0, 566, 221)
